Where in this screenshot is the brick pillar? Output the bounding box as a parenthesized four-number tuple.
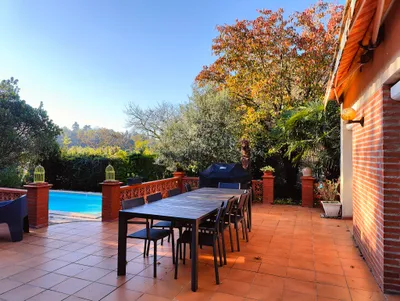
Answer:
(23, 183, 52, 228)
(101, 181, 122, 222)
(301, 176, 315, 208)
(173, 171, 185, 193)
(262, 172, 274, 204)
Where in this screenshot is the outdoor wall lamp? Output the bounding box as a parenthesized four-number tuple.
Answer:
(341, 108, 364, 127)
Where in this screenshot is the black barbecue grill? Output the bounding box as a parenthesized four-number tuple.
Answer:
(199, 163, 252, 189)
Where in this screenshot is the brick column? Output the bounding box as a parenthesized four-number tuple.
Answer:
(101, 181, 122, 222)
(173, 171, 185, 193)
(301, 176, 315, 208)
(262, 172, 274, 204)
(23, 183, 52, 228)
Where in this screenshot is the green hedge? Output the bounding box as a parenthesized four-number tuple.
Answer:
(42, 152, 168, 192)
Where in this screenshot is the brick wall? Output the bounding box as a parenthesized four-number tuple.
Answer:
(381, 86, 400, 293)
(352, 85, 400, 293)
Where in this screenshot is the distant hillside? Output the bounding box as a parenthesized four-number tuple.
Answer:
(57, 122, 135, 150)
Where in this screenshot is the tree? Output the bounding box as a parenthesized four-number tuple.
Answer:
(125, 101, 178, 140)
(0, 78, 61, 169)
(156, 86, 242, 173)
(72, 122, 80, 132)
(195, 1, 342, 140)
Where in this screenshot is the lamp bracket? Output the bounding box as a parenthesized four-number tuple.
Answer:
(347, 116, 364, 127)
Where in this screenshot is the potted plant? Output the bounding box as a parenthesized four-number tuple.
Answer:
(127, 173, 142, 186)
(302, 166, 312, 177)
(319, 180, 341, 217)
(260, 166, 275, 176)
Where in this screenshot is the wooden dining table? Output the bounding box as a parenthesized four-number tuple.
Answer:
(117, 187, 246, 292)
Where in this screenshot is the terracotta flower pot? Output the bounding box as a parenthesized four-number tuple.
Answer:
(302, 167, 312, 177)
(263, 171, 273, 176)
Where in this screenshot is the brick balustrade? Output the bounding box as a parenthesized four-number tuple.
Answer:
(301, 176, 315, 208)
(182, 177, 200, 191)
(23, 183, 52, 228)
(0, 188, 27, 201)
(262, 172, 274, 204)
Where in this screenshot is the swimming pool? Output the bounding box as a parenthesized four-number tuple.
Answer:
(49, 191, 102, 215)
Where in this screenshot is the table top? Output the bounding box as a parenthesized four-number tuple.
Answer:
(119, 187, 245, 222)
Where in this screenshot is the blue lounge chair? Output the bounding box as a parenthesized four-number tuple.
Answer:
(0, 195, 29, 242)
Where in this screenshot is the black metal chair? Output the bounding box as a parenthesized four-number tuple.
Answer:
(218, 182, 241, 189)
(122, 197, 149, 257)
(184, 183, 192, 192)
(126, 196, 174, 278)
(167, 188, 181, 197)
(146, 192, 182, 252)
(175, 201, 227, 284)
(199, 196, 237, 264)
(230, 191, 250, 251)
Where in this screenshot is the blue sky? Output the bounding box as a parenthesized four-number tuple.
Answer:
(1, 0, 328, 132)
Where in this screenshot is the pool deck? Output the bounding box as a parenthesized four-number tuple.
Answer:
(49, 211, 101, 224)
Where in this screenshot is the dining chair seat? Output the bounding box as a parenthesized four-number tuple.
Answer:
(152, 221, 172, 228)
(128, 228, 171, 240)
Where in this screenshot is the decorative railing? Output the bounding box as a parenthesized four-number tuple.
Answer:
(118, 176, 264, 204)
(182, 176, 199, 190)
(0, 188, 27, 201)
(120, 177, 180, 201)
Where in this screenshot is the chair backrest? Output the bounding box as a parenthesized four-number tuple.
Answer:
(167, 188, 180, 197)
(218, 182, 241, 189)
(225, 196, 237, 215)
(184, 183, 192, 192)
(146, 192, 162, 203)
(213, 201, 227, 234)
(237, 190, 249, 211)
(122, 197, 145, 210)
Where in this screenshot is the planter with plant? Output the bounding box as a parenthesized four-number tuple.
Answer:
(302, 166, 312, 177)
(127, 173, 142, 186)
(318, 180, 341, 217)
(260, 166, 275, 176)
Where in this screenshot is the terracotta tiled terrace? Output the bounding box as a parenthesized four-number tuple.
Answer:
(0, 204, 398, 301)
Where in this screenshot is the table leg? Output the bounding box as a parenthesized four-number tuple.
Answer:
(117, 213, 127, 276)
(191, 220, 199, 292)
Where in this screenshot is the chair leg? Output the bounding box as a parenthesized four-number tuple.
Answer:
(241, 220, 246, 240)
(244, 217, 249, 242)
(179, 228, 183, 259)
(228, 224, 234, 252)
(171, 229, 175, 265)
(143, 240, 147, 257)
(23, 216, 29, 233)
(183, 243, 186, 265)
(147, 240, 151, 257)
(235, 221, 240, 252)
(168, 233, 171, 243)
(247, 209, 251, 232)
(8, 223, 23, 242)
(212, 243, 220, 285)
(221, 231, 227, 265)
(153, 241, 157, 278)
(217, 236, 223, 267)
(174, 241, 180, 279)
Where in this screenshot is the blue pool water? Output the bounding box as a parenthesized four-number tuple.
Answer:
(49, 191, 102, 214)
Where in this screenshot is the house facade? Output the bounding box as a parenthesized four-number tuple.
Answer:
(325, 0, 400, 293)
